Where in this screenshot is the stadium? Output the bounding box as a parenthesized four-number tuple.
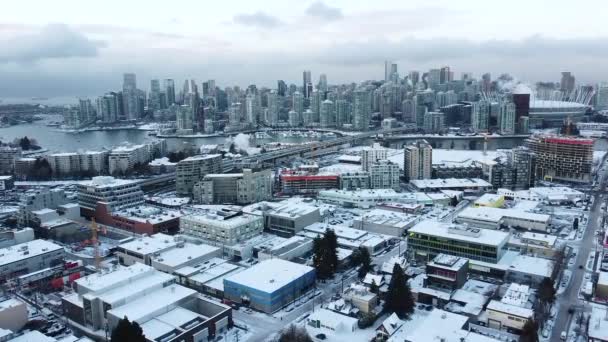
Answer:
(528, 99, 589, 128)
(513, 83, 592, 128)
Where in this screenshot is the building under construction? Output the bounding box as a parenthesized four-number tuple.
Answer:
(525, 135, 593, 183)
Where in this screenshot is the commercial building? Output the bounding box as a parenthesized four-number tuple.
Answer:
(192, 168, 272, 205)
(62, 264, 232, 341)
(369, 160, 400, 190)
(525, 135, 594, 183)
(0, 239, 65, 282)
(95, 204, 181, 235)
(485, 300, 533, 333)
(176, 154, 223, 196)
(498, 186, 584, 204)
(404, 140, 432, 181)
(174, 257, 245, 298)
(300, 223, 390, 255)
(0, 298, 27, 332)
(279, 169, 339, 195)
(77, 176, 144, 217)
(423, 111, 445, 133)
(306, 309, 358, 334)
(257, 199, 321, 237)
(353, 208, 418, 237)
(588, 304, 608, 342)
(425, 254, 468, 292)
(116, 233, 220, 273)
(474, 194, 505, 208)
(180, 209, 264, 246)
(410, 178, 492, 192)
(224, 259, 315, 313)
(408, 220, 509, 263)
(456, 207, 551, 232)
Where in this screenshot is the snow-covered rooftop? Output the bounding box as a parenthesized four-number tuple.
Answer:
(75, 263, 153, 293)
(224, 259, 314, 294)
(151, 242, 220, 269)
(409, 220, 509, 247)
(0, 239, 63, 267)
(108, 284, 196, 323)
(457, 206, 550, 224)
(118, 233, 179, 256)
(508, 255, 554, 278)
(487, 300, 534, 318)
(410, 178, 492, 190)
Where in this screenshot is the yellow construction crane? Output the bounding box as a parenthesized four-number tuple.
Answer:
(91, 218, 101, 270)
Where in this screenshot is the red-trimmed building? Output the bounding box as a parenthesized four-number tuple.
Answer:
(93, 202, 181, 235)
(525, 135, 594, 183)
(280, 169, 339, 195)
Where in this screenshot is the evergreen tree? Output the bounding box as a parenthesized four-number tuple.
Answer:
(573, 217, 579, 230)
(325, 229, 338, 274)
(450, 196, 458, 207)
(519, 320, 539, 342)
(312, 230, 339, 279)
(538, 277, 556, 310)
(277, 324, 312, 342)
(19, 136, 31, 150)
(357, 247, 372, 279)
(385, 264, 415, 319)
(369, 279, 379, 294)
(111, 316, 146, 342)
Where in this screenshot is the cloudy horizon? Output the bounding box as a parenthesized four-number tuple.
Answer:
(1, 0, 608, 99)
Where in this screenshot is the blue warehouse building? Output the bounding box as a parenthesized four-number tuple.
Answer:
(223, 259, 316, 313)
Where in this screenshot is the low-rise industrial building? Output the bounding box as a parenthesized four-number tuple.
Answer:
(62, 263, 232, 341)
(180, 208, 264, 246)
(408, 220, 509, 264)
(456, 207, 551, 232)
(409, 178, 492, 192)
(0, 239, 65, 283)
(224, 259, 316, 313)
(474, 194, 505, 208)
(353, 208, 418, 237)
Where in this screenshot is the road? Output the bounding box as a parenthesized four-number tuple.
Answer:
(550, 165, 607, 340)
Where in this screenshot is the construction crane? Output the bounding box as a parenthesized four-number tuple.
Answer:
(91, 218, 101, 270)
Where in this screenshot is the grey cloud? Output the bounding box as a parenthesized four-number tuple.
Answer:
(316, 35, 608, 66)
(0, 24, 105, 63)
(305, 1, 343, 20)
(233, 11, 283, 28)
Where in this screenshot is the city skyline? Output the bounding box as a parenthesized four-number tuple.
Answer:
(2, 0, 608, 98)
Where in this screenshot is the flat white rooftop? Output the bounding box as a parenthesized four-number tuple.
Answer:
(224, 259, 314, 294)
(589, 304, 608, 341)
(75, 263, 153, 293)
(108, 284, 196, 323)
(409, 220, 509, 247)
(118, 233, 178, 256)
(304, 222, 368, 241)
(487, 299, 533, 318)
(458, 206, 550, 224)
(359, 208, 418, 228)
(508, 254, 554, 278)
(95, 271, 175, 305)
(410, 178, 491, 189)
(151, 242, 220, 269)
(0, 239, 63, 267)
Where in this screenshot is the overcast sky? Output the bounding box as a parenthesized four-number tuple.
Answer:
(1, 0, 608, 98)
